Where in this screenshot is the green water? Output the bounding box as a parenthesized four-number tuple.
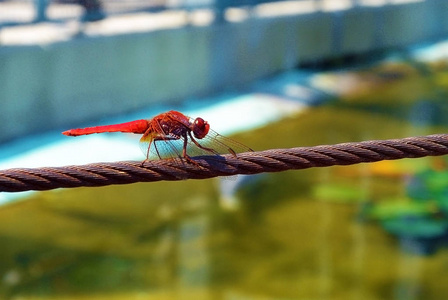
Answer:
(2, 60, 448, 299)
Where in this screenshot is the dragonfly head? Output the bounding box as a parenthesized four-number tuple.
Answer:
(191, 117, 210, 139)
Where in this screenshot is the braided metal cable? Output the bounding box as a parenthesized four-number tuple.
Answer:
(1, 134, 448, 193)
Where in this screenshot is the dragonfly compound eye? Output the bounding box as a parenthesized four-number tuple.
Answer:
(192, 118, 210, 139)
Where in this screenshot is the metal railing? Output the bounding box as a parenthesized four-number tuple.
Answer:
(0, 0, 414, 28)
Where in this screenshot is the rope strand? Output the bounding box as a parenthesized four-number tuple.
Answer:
(1, 134, 448, 192)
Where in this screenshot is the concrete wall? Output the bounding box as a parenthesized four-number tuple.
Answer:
(1, 0, 447, 143)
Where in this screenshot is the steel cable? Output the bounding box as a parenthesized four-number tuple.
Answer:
(1, 134, 448, 192)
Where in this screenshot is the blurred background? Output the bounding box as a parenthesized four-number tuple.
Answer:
(1, 0, 448, 299)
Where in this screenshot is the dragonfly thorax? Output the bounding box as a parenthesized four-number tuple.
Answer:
(159, 121, 187, 138)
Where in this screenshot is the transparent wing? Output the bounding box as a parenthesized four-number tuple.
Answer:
(139, 129, 252, 161)
(187, 129, 253, 157)
(139, 134, 185, 160)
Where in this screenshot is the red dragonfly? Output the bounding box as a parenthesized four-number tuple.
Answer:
(63, 110, 252, 163)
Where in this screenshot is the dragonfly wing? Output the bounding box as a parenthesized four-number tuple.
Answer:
(185, 129, 253, 158)
(139, 133, 185, 160)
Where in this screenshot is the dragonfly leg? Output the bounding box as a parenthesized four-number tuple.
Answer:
(182, 135, 188, 158)
(182, 136, 194, 163)
(177, 135, 204, 166)
(140, 142, 153, 166)
(153, 140, 163, 160)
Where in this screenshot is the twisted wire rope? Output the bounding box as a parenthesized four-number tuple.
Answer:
(1, 134, 448, 192)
